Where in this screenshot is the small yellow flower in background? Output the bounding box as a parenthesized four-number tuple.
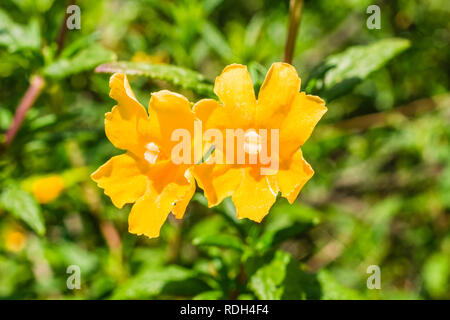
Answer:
(131, 51, 169, 64)
(3, 226, 27, 252)
(91, 73, 198, 238)
(194, 63, 327, 222)
(31, 175, 65, 204)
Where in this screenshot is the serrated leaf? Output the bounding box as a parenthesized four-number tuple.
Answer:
(193, 234, 245, 252)
(44, 44, 116, 79)
(95, 61, 214, 97)
(0, 184, 45, 235)
(307, 38, 410, 102)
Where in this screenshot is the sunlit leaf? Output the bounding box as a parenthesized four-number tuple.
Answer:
(95, 61, 214, 97)
(255, 200, 321, 251)
(193, 234, 245, 252)
(0, 10, 41, 52)
(44, 44, 116, 79)
(0, 184, 45, 235)
(307, 38, 410, 101)
(249, 250, 321, 300)
(193, 290, 223, 300)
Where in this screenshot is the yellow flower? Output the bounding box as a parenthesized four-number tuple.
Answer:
(131, 51, 169, 64)
(193, 63, 327, 222)
(4, 227, 26, 252)
(31, 175, 65, 204)
(91, 73, 197, 238)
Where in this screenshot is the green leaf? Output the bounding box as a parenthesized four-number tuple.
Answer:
(193, 290, 223, 300)
(44, 44, 116, 79)
(59, 32, 100, 59)
(249, 250, 363, 300)
(44, 242, 99, 275)
(10, 0, 55, 13)
(0, 107, 13, 130)
(0, 184, 45, 235)
(193, 234, 245, 252)
(112, 266, 209, 299)
(307, 38, 410, 102)
(95, 61, 214, 97)
(317, 270, 363, 300)
(249, 250, 321, 300)
(255, 199, 321, 251)
(201, 21, 233, 61)
(0, 256, 32, 298)
(0, 11, 41, 52)
(422, 253, 450, 298)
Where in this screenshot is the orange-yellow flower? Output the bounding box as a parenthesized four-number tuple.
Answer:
(31, 175, 65, 204)
(131, 51, 169, 64)
(3, 227, 26, 252)
(193, 63, 327, 222)
(91, 73, 197, 238)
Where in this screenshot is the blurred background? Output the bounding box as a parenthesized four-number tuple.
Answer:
(0, 0, 449, 300)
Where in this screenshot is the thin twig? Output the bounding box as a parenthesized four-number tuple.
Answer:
(284, 0, 304, 64)
(56, 0, 76, 56)
(3, 1, 75, 149)
(4, 75, 45, 147)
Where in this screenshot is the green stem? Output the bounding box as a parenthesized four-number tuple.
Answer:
(284, 0, 304, 64)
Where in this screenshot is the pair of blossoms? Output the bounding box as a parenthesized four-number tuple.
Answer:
(91, 63, 327, 238)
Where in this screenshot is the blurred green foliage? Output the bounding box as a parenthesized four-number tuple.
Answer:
(0, 0, 449, 300)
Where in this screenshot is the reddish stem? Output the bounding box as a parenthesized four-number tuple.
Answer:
(4, 75, 45, 146)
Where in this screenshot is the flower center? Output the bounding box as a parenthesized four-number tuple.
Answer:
(144, 142, 160, 164)
(243, 130, 262, 155)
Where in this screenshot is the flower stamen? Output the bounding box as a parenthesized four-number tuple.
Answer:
(244, 130, 262, 155)
(144, 142, 160, 164)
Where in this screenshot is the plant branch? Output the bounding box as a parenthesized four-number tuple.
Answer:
(4, 75, 45, 147)
(284, 0, 304, 64)
(3, 1, 75, 149)
(56, 0, 76, 56)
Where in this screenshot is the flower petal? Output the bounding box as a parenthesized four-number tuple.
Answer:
(105, 74, 152, 154)
(193, 164, 243, 207)
(148, 90, 195, 153)
(279, 92, 327, 159)
(277, 149, 314, 204)
(128, 182, 192, 238)
(193, 99, 221, 123)
(232, 169, 279, 222)
(256, 62, 301, 128)
(91, 153, 149, 209)
(214, 64, 256, 128)
(172, 169, 196, 219)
